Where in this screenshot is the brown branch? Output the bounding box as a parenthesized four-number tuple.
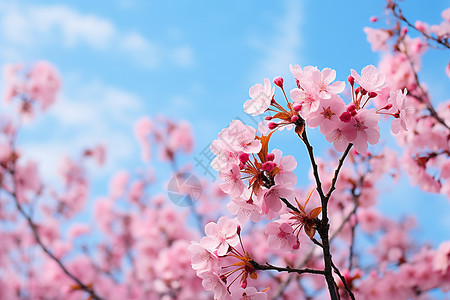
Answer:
(7, 167, 103, 300)
(391, 3, 450, 49)
(250, 260, 325, 276)
(331, 260, 356, 300)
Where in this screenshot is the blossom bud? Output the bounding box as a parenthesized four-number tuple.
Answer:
(415, 21, 425, 32)
(401, 26, 408, 37)
(265, 116, 273, 120)
(347, 103, 356, 112)
(355, 86, 361, 95)
(295, 78, 301, 88)
(292, 102, 302, 112)
(370, 16, 378, 22)
(268, 122, 278, 130)
(262, 161, 275, 172)
(239, 162, 245, 170)
(239, 153, 249, 164)
(273, 76, 284, 88)
(291, 115, 299, 122)
(240, 280, 247, 289)
(348, 75, 355, 86)
(339, 111, 352, 123)
(237, 225, 241, 235)
(368, 92, 378, 98)
(292, 240, 300, 249)
(266, 153, 275, 161)
(381, 103, 393, 110)
(360, 89, 367, 95)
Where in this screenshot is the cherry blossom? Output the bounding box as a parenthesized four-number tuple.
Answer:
(243, 78, 275, 116)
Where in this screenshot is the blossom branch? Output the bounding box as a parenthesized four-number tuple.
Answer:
(250, 260, 325, 276)
(5, 166, 103, 300)
(390, 2, 450, 49)
(331, 260, 356, 300)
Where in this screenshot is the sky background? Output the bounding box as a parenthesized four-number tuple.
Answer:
(1, 0, 449, 249)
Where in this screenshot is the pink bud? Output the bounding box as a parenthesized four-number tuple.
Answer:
(415, 21, 425, 32)
(240, 280, 247, 289)
(401, 26, 408, 37)
(355, 87, 361, 95)
(348, 75, 355, 86)
(239, 153, 249, 163)
(291, 115, 299, 122)
(273, 76, 284, 88)
(292, 102, 302, 112)
(295, 78, 301, 88)
(339, 111, 352, 123)
(262, 161, 275, 172)
(239, 162, 245, 170)
(237, 225, 241, 235)
(368, 92, 378, 98)
(292, 240, 300, 249)
(268, 122, 278, 130)
(266, 153, 275, 161)
(370, 16, 378, 23)
(381, 103, 393, 110)
(265, 116, 273, 120)
(347, 103, 356, 112)
(360, 89, 367, 96)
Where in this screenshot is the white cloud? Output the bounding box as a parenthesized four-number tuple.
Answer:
(250, 0, 303, 78)
(20, 80, 145, 181)
(0, 2, 194, 69)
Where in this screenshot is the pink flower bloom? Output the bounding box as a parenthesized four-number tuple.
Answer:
(433, 241, 450, 275)
(243, 78, 275, 116)
(109, 170, 129, 199)
(271, 149, 297, 186)
(218, 120, 262, 154)
(325, 126, 353, 152)
(261, 185, 294, 218)
(188, 242, 219, 274)
(363, 27, 391, 51)
(290, 87, 320, 118)
(219, 164, 245, 197)
(210, 139, 239, 172)
(265, 221, 297, 251)
(201, 217, 240, 256)
(388, 89, 414, 134)
(198, 271, 230, 300)
(134, 117, 152, 162)
(350, 65, 388, 93)
(167, 121, 194, 154)
(308, 95, 346, 135)
(27, 61, 61, 111)
(345, 109, 380, 153)
(227, 189, 262, 225)
(231, 287, 268, 300)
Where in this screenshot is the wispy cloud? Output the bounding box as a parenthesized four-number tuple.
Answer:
(0, 2, 194, 69)
(249, 0, 303, 79)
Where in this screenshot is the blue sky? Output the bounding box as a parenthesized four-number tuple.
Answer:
(1, 0, 449, 247)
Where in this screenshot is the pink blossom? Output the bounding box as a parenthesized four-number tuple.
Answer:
(198, 271, 230, 300)
(363, 27, 391, 51)
(388, 89, 414, 134)
(227, 189, 262, 225)
(325, 126, 353, 152)
(168, 121, 194, 154)
(308, 95, 346, 135)
(350, 65, 388, 93)
(210, 139, 239, 172)
(271, 149, 297, 186)
(218, 120, 261, 154)
(188, 242, 220, 274)
(243, 78, 274, 116)
(265, 221, 297, 251)
(219, 164, 245, 197)
(261, 185, 294, 218)
(109, 170, 129, 199)
(433, 241, 450, 275)
(231, 287, 268, 300)
(343, 109, 380, 153)
(201, 217, 240, 256)
(28, 61, 61, 111)
(134, 117, 152, 162)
